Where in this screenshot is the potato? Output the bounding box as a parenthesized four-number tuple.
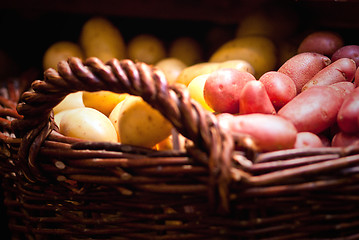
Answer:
(82, 91, 128, 117)
(176, 60, 254, 87)
(53, 91, 85, 114)
(117, 95, 173, 148)
(187, 74, 214, 112)
(217, 59, 255, 75)
(297, 31, 344, 57)
(209, 36, 277, 78)
(301, 58, 356, 92)
(235, 6, 299, 41)
(258, 71, 297, 110)
(54, 109, 72, 127)
(80, 17, 126, 62)
(156, 133, 187, 151)
(43, 41, 84, 70)
(59, 107, 118, 142)
(127, 34, 166, 65)
(331, 131, 359, 147)
(278, 52, 331, 94)
(294, 132, 324, 149)
(355, 67, 359, 87)
(278, 85, 345, 134)
(328, 82, 355, 102)
(239, 80, 276, 115)
(337, 87, 359, 133)
(155, 58, 187, 84)
(217, 113, 297, 152)
(203, 68, 256, 113)
(332, 45, 359, 67)
(176, 62, 219, 86)
(169, 37, 203, 66)
(108, 99, 127, 141)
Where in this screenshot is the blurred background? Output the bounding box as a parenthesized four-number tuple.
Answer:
(0, 0, 359, 80)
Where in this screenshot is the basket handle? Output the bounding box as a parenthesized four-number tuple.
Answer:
(12, 57, 236, 213)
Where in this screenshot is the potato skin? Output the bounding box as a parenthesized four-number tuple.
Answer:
(294, 132, 324, 149)
(328, 82, 355, 99)
(258, 71, 296, 110)
(118, 96, 173, 148)
(278, 52, 331, 94)
(209, 36, 277, 79)
(217, 113, 297, 152)
(301, 58, 356, 92)
(354, 65, 359, 87)
(176, 62, 219, 86)
(337, 87, 359, 133)
(278, 86, 345, 134)
(239, 80, 276, 115)
(59, 107, 118, 143)
(203, 68, 256, 114)
(80, 17, 126, 62)
(331, 131, 359, 147)
(331, 45, 359, 67)
(297, 31, 344, 57)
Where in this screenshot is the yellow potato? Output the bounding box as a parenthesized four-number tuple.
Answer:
(53, 91, 85, 115)
(156, 132, 187, 151)
(217, 60, 255, 75)
(59, 107, 118, 142)
(155, 58, 187, 84)
(82, 91, 128, 117)
(176, 62, 219, 86)
(209, 36, 277, 78)
(108, 98, 128, 142)
(155, 135, 174, 150)
(53, 109, 72, 127)
(117, 96, 172, 148)
(127, 34, 166, 65)
(169, 37, 203, 66)
(43, 41, 84, 70)
(235, 6, 299, 41)
(187, 74, 214, 112)
(80, 17, 126, 62)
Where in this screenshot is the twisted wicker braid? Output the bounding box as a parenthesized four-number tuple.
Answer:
(12, 57, 235, 213)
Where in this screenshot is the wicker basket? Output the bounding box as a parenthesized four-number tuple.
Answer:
(1, 57, 359, 240)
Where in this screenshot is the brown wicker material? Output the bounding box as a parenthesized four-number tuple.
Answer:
(1, 57, 359, 240)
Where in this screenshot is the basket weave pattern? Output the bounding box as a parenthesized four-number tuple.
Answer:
(1, 57, 359, 239)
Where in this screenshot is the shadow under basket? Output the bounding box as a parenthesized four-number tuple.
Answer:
(1, 57, 359, 240)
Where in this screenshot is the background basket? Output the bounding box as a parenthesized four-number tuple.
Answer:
(1, 57, 359, 240)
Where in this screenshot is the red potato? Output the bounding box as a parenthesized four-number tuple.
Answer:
(278, 52, 331, 94)
(328, 81, 355, 99)
(203, 68, 256, 114)
(217, 113, 297, 152)
(337, 87, 359, 133)
(301, 58, 356, 92)
(294, 132, 324, 149)
(297, 31, 344, 57)
(239, 80, 276, 115)
(331, 45, 359, 67)
(258, 71, 296, 110)
(278, 85, 345, 134)
(355, 67, 359, 87)
(331, 131, 359, 147)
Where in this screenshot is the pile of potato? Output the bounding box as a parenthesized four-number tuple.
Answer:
(45, 8, 359, 153)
